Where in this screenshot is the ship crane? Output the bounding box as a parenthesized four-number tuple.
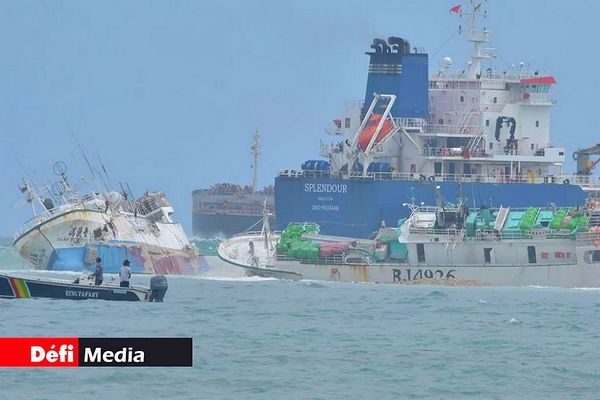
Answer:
(345, 93, 400, 177)
(573, 144, 600, 175)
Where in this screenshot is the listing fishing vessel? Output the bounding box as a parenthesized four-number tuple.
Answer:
(274, 1, 596, 238)
(218, 194, 600, 287)
(14, 161, 203, 275)
(192, 132, 275, 238)
(0, 272, 168, 302)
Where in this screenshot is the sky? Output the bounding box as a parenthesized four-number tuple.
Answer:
(0, 0, 599, 236)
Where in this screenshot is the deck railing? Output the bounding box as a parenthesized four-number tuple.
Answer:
(13, 200, 107, 240)
(279, 169, 600, 189)
(407, 225, 578, 242)
(276, 254, 349, 265)
(575, 231, 600, 246)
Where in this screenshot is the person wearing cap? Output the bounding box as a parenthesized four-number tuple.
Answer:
(89, 257, 104, 285)
(119, 259, 132, 287)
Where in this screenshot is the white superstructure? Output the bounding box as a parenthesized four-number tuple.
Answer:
(317, 1, 598, 189)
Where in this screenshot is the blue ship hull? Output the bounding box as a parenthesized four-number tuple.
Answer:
(46, 243, 207, 274)
(274, 177, 588, 238)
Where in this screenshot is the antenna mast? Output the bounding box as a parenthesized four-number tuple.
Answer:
(251, 131, 260, 195)
(460, 0, 494, 79)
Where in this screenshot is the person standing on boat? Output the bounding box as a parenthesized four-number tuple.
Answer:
(119, 259, 132, 287)
(90, 257, 104, 285)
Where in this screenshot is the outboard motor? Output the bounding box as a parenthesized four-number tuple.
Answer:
(149, 275, 168, 302)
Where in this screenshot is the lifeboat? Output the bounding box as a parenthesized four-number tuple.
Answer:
(357, 114, 395, 151)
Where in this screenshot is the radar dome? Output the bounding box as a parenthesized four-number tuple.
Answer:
(106, 191, 123, 205)
(442, 57, 453, 67)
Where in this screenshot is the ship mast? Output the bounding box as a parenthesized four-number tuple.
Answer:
(460, 0, 494, 79)
(251, 131, 260, 195)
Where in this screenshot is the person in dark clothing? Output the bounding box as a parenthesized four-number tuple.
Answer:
(89, 257, 104, 285)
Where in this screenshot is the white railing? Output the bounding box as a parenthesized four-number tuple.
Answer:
(14, 200, 107, 240)
(407, 226, 576, 242)
(422, 147, 487, 158)
(472, 229, 575, 241)
(576, 232, 600, 246)
(278, 169, 304, 178)
(276, 254, 348, 265)
(278, 169, 600, 189)
(408, 227, 464, 237)
(431, 72, 541, 84)
(423, 124, 481, 135)
(395, 118, 426, 130)
(429, 80, 482, 90)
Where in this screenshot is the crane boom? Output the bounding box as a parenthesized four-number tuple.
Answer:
(573, 143, 600, 175)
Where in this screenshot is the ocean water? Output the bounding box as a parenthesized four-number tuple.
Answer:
(1, 246, 600, 399)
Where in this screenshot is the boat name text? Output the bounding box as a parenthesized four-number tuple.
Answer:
(65, 290, 99, 298)
(392, 268, 456, 282)
(304, 183, 348, 194)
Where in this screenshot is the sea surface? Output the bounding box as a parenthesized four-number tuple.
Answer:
(1, 243, 600, 399)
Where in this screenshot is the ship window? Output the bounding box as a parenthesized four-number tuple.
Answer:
(584, 250, 600, 264)
(535, 120, 539, 128)
(417, 244, 426, 263)
(531, 143, 535, 150)
(489, 142, 493, 150)
(460, 96, 464, 103)
(527, 246, 537, 264)
(484, 248, 492, 264)
(493, 96, 497, 104)
(485, 119, 490, 127)
(344, 118, 351, 128)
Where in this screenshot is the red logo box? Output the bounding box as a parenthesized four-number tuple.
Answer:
(0, 337, 79, 367)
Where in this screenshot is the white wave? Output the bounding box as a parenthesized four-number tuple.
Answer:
(190, 236, 225, 241)
(509, 318, 521, 324)
(526, 285, 600, 291)
(189, 275, 278, 282)
(1, 269, 82, 275)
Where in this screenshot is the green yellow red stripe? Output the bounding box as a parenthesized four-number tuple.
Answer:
(8, 277, 30, 298)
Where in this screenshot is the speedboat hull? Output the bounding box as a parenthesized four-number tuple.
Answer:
(0, 273, 151, 301)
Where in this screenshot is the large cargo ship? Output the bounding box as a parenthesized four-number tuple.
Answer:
(274, 1, 596, 238)
(192, 132, 275, 238)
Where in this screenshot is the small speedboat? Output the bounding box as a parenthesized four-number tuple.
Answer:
(0, 273, 168, 302)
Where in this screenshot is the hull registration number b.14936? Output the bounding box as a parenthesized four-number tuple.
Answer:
(392, 268, 456, 282)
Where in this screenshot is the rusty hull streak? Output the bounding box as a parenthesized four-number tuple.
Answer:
(349, 265, 369, 282)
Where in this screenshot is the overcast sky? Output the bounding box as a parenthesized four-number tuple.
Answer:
(1, 0, 598, 236)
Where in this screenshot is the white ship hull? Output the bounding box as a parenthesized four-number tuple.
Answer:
(14, 208, 202, 275)
(218, 233, 600, 288)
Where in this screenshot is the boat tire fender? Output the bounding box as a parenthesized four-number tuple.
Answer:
(563, 179, 570, 185)
(428, 175, 435, 182)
